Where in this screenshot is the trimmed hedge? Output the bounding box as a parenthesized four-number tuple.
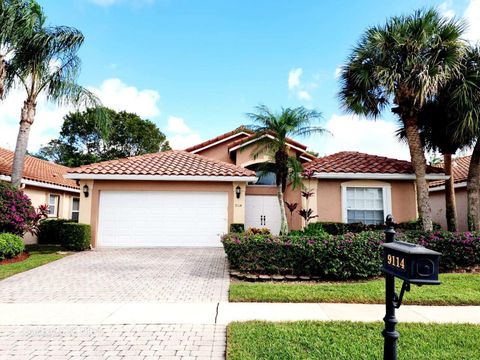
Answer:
(61, 223, 91, 251)
(222, 230, 480, 280)
(37, 219, 75, 245)
(299, 220, 441, 236)
(0, 233, 25, 260)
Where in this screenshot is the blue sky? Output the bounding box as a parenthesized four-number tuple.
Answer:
(1, 0, 478, 159)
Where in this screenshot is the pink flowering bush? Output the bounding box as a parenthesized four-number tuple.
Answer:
(222, 230, 480, 279)
(222, 231, 385, 279)
(0, 182, 48, 236)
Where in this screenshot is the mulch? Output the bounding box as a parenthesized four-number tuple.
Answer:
(0, 252, 30, 265)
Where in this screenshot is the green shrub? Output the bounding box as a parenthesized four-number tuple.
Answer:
(299, 220, 441, 236)
(398, 230, 480, 271)
(246, 227, 271, 235)
(0, 233, 25, 260)
(223, 230, 480, 279)
(37, 219, 74, 245)
(222, 231, 385, 279)
(230, 223, 245, 233)
(60, 223, 91, 251)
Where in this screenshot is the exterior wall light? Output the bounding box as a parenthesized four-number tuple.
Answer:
(235, 185, 241, 199)
(83, 184, 89, 198)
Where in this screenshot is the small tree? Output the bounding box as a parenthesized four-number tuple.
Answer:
(247, 105, 328, 234)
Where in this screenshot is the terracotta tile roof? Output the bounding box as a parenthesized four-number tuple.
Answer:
(227, 131, 309, 151)
(0, 147, 78, 190)
(68, 150, 256, 177)
(430, 155, 470, 188)
(304, 151, 445, 175)
(185, 126, 251, 153)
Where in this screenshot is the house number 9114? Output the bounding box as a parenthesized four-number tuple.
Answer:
(387, 254, 405, 270)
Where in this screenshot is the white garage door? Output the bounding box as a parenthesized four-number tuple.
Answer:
(97, 191, 228, 247)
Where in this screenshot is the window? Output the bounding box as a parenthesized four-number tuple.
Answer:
(343, 186, 391, 225)
(247, 163, 277, 185)
(48, 195, 60, 217)
(71, 197, 80, 222)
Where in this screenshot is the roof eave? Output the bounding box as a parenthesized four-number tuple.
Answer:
(0, 174, 80, 193)
(64, 174, 258, 183)
(311, 172, 449, 180)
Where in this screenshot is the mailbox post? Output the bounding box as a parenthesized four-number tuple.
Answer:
(381, 215, 441, 360)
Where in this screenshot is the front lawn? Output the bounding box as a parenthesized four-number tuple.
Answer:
(227, 321, 480, 360)
(0, 245, 69, 280)
(229, 273, 480, 305)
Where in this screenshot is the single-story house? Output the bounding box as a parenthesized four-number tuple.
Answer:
(429, 155, 470, 231)
(66, 127, 447, 248)
(0, 147, 80, 243)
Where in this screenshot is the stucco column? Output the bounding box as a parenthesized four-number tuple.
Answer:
(232, 182, 246, 225)
(79, 180, 94, 225)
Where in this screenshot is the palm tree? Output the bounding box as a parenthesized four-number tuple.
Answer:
(246, 105, 327, 234)
(0, 0, 42, 98)
(7, 11, 102, 187)
(418, 46, 480, 231)
(338, 9, 466, 231)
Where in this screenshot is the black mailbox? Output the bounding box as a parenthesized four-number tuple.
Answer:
(382, 241, 441, 285)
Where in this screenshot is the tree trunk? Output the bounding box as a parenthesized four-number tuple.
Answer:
(0, 55, 6, 99)
(404, 117, 433, 231)
(467, 139, 480, 231)
(443, 153, 457, 231)
(11, 99, 36, 187)
(277, 185, 288, 235)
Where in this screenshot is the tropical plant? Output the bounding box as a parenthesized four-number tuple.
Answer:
(298, 208, 318, 223)
(284, 201, 298, 226)
(246, 105, 328, 234)
(6, 8, 103, 187)
(338, 9, 466, 231)
(415, 47, 480, 231)
(0, 0, 42, 98)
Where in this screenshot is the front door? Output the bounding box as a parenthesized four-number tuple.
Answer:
(245, 195, 281, 235)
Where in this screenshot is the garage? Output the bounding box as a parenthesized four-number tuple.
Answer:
(97, 191, 228, 247)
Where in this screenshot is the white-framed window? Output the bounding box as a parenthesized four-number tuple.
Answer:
(341, 184, 392, 225)
(48, 194, 60, 217)
(71, 197, 80, 222)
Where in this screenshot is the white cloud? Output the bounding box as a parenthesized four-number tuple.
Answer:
(464, 0, 480, 43)
(334, 66, 342, 79)
(308, 114, 410, 160)
(288, 68, 302, 89)
(0, 78, 161, 152)
(0, 87, 74, 152)
(287, 67, 313, 101)
(164, 115, 202, 150)
(439, 0, 455, 20)
(89, 78, 160, 118)
(297, 90, 312, 101)
(166, 116, 192, 134)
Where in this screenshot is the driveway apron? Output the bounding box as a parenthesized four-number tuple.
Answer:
(0, 248, 229, 359)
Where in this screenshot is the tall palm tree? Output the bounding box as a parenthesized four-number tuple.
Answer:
(418, 46, 480, 231)
(247, 105, 327, 234)
(7, 12, 102, 187)
(338, 9, 466, 231)
(0, 0, 42, 98)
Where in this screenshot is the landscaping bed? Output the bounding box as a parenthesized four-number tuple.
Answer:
(227, 321, 480, 360)
(229, 273, 480, 305)
(0, 245, 70, 280)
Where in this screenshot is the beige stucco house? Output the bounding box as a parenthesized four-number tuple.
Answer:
(65, 127, 446, 248)
(429, 155, 470, 231)
(0, 147, 80, 243)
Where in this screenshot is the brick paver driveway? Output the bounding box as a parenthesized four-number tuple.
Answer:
(0, 248, 229, 359)
(0, 248, 229, 303)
